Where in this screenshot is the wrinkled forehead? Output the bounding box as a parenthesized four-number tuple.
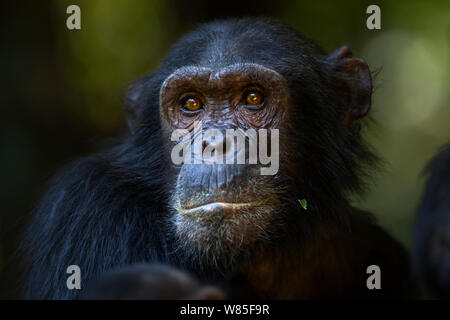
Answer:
(159, 63, 287, 97)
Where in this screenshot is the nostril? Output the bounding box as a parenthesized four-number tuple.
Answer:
(202, 135, 227, 151)
(223, 136, 233, 156)
(202, 134, 233, 163)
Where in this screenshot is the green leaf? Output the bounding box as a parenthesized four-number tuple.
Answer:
(298, 199, 307, 210)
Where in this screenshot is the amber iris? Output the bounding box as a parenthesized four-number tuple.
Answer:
(182, 97, 202, 111)
(246, 91, 263, 105)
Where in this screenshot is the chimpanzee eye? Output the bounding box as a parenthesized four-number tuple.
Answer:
(244, 90, 264, 107)
(181, 96, 203, 112)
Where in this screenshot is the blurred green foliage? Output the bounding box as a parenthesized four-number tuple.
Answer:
(1, 0, 449, 298)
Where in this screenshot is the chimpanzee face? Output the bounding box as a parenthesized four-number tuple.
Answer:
(159, 63, 292, 261)
(121, 21, 373, 267)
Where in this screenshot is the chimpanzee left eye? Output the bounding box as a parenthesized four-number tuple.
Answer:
(243, 90, 264, 108)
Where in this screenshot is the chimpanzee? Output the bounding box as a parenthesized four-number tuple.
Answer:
(22, 17, 414, 299)
(412, 144, 450, 299)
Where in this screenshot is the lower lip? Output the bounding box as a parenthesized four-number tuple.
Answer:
(179, 202, 257, 215)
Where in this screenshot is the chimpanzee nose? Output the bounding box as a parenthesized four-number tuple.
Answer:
(202, 133, 234, 164)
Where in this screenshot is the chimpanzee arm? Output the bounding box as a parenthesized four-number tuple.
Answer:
(413, 144, 450, 298)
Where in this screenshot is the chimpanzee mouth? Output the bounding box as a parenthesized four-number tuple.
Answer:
(178, 201, 259, 216)
(172, 164, 278, 218)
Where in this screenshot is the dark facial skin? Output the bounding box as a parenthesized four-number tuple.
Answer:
(160, 63, 289, 131)
(159, 63, 289, 262)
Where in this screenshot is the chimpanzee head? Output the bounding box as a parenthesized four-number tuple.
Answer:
(123, 17, 376, 268)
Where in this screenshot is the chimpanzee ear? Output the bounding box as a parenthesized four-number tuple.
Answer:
(124, 75, 151, 134)
(325, 46, 372, 128)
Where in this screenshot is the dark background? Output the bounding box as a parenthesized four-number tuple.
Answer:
(1, 0, 449, 298)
